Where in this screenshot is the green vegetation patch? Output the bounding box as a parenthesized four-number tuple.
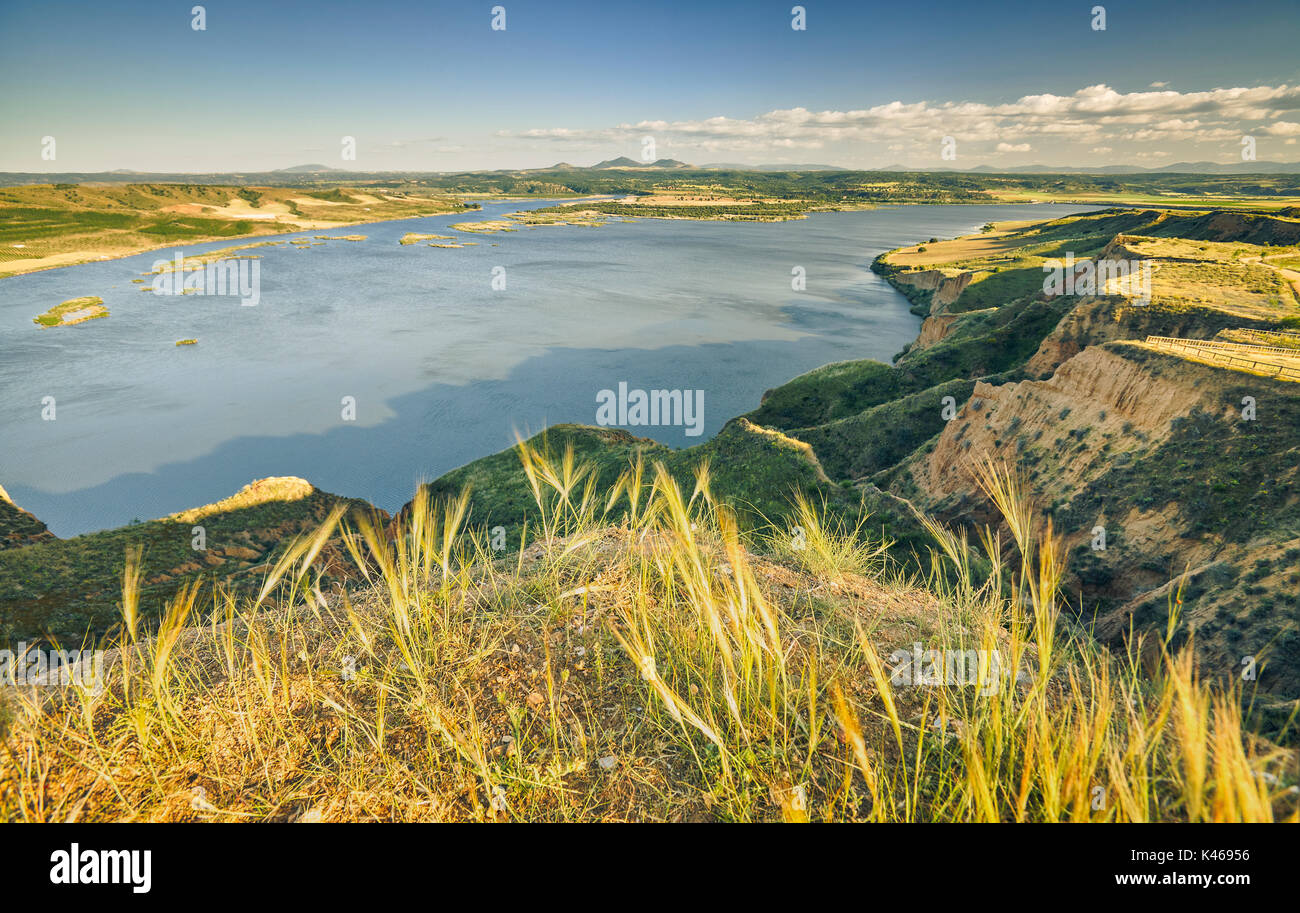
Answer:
(301, 189, 361, 203)
(414, 421, 932, 567)
(748, 294, 1069, 435)
(0, 488, 54, 551)
(794, 378, 978, 482)
(33, 296, 107, 327)
(0, 486, 373, 647)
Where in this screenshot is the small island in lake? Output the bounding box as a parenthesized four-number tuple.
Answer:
(399, 232, 454, 244)
(33, 296, 108, 328)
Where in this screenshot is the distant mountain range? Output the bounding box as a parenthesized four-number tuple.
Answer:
(549, 158, 1300, 174)
(571, 159, 847, 171)
(877, 161, 1300, 175)
(4, 159, 1300, 188)
(543, 158, 1300, 175)
(699, 163, 848, 171)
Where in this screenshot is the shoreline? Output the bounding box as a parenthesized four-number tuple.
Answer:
(3, 193, 1273, 282)
(5, 201, 1127, 542)
(0, 210, 476, 281)
(8, 206, 1035, 537)
(0, 196, 636, 280)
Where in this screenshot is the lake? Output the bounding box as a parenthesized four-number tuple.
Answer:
(0, 201, 1095, 536)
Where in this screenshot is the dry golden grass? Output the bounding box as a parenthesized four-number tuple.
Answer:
(882, 221, 1044, 268)
(1, 444, 1295, 822)
(166, 477, 315, 524)
(1148, 260, 1299, 317)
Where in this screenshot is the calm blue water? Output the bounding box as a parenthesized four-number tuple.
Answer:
(0, 201, 1094, 536)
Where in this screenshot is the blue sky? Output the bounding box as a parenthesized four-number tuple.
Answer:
(2, 0, 1298, 171)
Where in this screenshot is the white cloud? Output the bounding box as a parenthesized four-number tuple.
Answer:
(1261, 121, 1300, 136)
(504, 83, 1300, 163)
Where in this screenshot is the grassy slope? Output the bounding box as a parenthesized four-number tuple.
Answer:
(0, 481, 376, 648)
(414, 420, 939, 569)
(2, 445, 1294, 822)
(745, 293, 1078, 448)
(0, 486, 54, 551)
(1052, 349, 1300, 690)
(793, 378, 977, 482)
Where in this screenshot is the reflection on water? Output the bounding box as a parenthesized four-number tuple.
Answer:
(0, 202, 1095, 535)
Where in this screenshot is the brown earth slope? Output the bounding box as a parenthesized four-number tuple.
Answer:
(0, 484, 55, 551)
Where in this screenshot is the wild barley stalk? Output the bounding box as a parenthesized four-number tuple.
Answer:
(1, 439, 1293, 822)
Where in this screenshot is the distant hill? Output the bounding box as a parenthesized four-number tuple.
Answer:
(590, 157, 640, 169)
(878, 161, 1300, 175)
(700, 163, 848, 171)
(589, 157, 692, 170)
(6, 161, 1299, 190)
(1153, 161, 1300, 174)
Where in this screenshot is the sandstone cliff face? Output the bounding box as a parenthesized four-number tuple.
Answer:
(1023, 295, 1279, 379)
(889, 268, 976, 314)
(1020, 227, 1293, 379)
(891, 343, 1300, 703)
(912, 313, 962, 350)
(864, 208, 1300, 717)
(901, 345, 1204, 515)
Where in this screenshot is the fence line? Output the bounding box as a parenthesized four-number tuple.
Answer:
(1144, 335, 1300, 357)
(1144, 336, 1300, 381)
(1230, 328, 1300, 348)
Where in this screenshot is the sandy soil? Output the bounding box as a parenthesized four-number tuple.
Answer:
(2, 250, 114, 275)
